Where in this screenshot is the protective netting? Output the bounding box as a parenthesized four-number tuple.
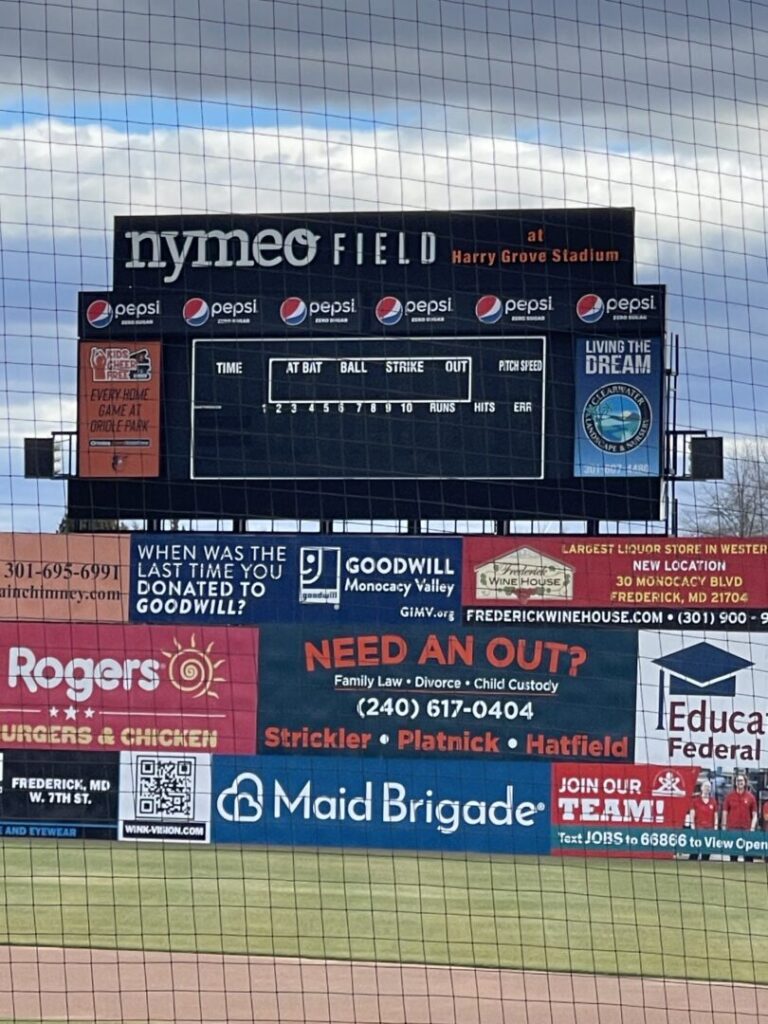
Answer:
(1, 2, 767, 1023)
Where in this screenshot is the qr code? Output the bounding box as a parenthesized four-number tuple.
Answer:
(135, 757, 195, 819)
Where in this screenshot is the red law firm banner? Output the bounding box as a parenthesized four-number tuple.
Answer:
(0, 623, 257, 754)
(462, 536, 768, 628)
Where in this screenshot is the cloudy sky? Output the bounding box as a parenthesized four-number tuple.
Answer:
(0, 0, 765, 530)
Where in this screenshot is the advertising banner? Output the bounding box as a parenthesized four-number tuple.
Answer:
(257, 625, 637, 761)
(0, 533, 129, 623)
(77, 340, 161, 478)
(118, 752, 211, 842)
(550, 763, 700, 856)
(110, 210, 637, 295)
(462, 535, 768, 630)
(212, 754, 551, 854)
(0, 623, 258, 755)
(79, 284, 664, 340)
(573, 335, 662, 477)
(130, 534, 462, 625)
(553, 826, 768, 859)
(636, 631, 768, 769)
(0, 749, 119, 840)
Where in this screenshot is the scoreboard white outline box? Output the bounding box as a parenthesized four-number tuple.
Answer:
(267, 356, 473, 404)
(190, 336, 546, 481)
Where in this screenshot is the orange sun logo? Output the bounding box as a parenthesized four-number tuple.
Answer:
(162, 634, 225, 699)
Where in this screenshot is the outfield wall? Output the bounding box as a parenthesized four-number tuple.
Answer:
(1, 532, 767, 857)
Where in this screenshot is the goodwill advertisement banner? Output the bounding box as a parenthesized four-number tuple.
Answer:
(0, 749, 119, 840)
(636, 631, 768, 769)
(573, 336, 662, 478)
(256, 625, 637, 761)
(461, 535, 768, 629)
(212, 755, 551, 854)
(130, 535, 461, 625)
(0, 623, 258, 754)
(0, 533, 130, 623)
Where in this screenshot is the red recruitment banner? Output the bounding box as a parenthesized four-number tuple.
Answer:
(551, 763, 701, 858)
(78, 340, 161, 478)
(0, 623, 257, 754)
(462, 536, 768, 628)
(552, 764, 700, 828)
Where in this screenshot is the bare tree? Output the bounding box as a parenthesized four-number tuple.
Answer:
(684, 440, 768, 536)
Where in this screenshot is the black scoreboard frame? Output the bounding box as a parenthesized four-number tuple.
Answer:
(68, 207, 666, 524)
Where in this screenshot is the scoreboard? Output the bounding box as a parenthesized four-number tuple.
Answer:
(191, 337, 545, 480)
(71, 208, 667, 523)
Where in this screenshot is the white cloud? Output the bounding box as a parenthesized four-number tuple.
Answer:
(0, 118, 765, 280)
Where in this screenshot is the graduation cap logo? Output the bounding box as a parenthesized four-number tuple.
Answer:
(653, 642, 754, 729)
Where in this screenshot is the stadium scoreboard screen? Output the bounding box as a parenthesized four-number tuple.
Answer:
(192, 337, 545, 480)
(71, 208, 666, 522)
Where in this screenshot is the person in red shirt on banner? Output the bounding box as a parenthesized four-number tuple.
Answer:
(722, 774, 758, 862)
(689, 779, 718, 861)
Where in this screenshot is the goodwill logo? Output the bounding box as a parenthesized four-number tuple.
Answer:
(213, 757, 550, 852)
(298, 540, 461, 622)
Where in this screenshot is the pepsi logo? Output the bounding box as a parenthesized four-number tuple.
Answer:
(475, 295, 503, 324)
(576, 294, 605, 323)
(183, 297, 210, 327)
(280, 297, 308, 326)
(86, 300, 114, 329)
(375, 296, 403, 326)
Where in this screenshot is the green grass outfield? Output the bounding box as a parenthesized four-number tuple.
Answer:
(1, 841, 767, 984)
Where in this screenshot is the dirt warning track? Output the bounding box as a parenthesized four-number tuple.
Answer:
(2, 947, 767, 1023)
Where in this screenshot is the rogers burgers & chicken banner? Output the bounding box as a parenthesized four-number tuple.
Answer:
(0, 623, 257, 753)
